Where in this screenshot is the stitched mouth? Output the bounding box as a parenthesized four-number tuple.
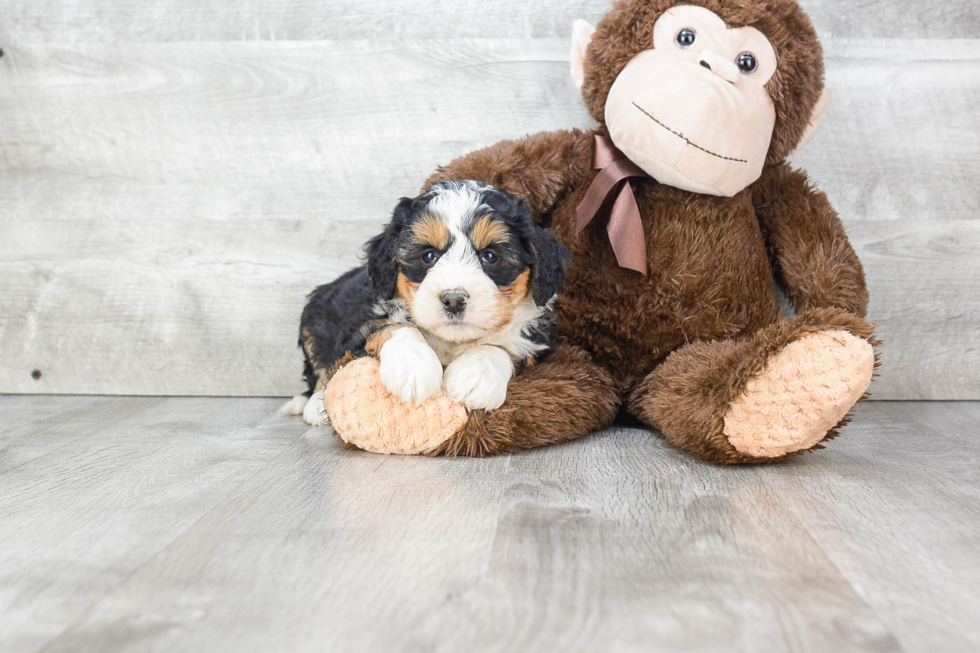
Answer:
(632, 102, 748, 164)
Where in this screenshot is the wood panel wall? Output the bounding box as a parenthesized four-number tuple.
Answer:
(0, 2, 977, 399)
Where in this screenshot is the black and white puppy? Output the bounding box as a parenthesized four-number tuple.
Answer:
(287, 180, 570, 425)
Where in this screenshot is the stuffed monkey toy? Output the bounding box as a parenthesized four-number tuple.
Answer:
(323, 0, 879, 463)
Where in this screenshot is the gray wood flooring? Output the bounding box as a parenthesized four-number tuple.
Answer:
(1, 396, 977, 652)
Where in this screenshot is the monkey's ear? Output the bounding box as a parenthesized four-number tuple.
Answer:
(792, 89, 831, 154)
(365, 197, 412, 300)
(570, 19, 596, 91)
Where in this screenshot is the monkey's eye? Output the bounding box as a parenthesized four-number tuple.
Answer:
(480, 251, 498, 264)
(675, 28, 697, 48)
(421, 251, 439, 265)
(737, 52, 758, 74)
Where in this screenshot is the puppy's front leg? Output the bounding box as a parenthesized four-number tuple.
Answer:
(443, 345, 514, 411)
(376, 327, 444, 405)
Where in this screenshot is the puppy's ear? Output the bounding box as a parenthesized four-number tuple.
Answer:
(365, 197, 412, 299)
(530, 228, 571, 306)
(520, 202, 571, 306)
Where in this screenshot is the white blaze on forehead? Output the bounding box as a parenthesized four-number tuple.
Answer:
(429, 238, 485, 290)
(424, 180, 492, 240)
(422, 180, 491, 293)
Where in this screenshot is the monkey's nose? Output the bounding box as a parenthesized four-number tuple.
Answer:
(440, 289, 468, 316)
(698, 50, 740, 84)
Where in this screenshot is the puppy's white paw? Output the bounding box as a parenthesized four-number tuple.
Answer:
(281, 394, 308, 416)
(379, 328, 444, 405)
(302, 390, 330, 426)
(443, 346, 513, 411)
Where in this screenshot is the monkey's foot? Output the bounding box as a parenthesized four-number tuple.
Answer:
(723, 329, 875, 458)
(324, 357, 468, 455)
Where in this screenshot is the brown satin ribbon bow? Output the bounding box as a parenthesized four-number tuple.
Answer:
(575, 135, 650, 275)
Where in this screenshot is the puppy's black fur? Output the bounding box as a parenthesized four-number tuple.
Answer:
(299, 267, 377, 393)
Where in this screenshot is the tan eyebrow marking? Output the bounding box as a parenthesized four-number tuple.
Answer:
(469, 214, 511, 250)
(410, 213, 451, 250)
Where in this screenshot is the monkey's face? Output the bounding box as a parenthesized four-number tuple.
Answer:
(605, 6, 776, 196)
(571, 3, 829, 198)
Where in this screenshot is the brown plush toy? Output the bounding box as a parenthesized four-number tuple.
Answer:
(324, 0, 879, 463)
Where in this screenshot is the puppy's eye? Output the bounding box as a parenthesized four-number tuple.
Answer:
(421, 251, 439, 265)
(480, 251, 498, 264)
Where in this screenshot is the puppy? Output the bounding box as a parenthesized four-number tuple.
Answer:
(287, 180, 571, 425)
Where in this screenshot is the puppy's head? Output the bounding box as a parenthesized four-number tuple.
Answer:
(366, 181, 570, 342)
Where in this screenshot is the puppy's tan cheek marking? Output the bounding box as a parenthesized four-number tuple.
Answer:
(364, 324, 411, 358)
(396, 272, 419, 310)
(487, 269, 532, 331)
(411, 214, 450, 250)
(469, 214, 510, 250)
(504, 269, 531, 306)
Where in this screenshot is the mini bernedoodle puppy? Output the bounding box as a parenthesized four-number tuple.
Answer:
(286, 180, 571, 426)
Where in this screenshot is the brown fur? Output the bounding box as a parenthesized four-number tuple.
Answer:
(358, 0, 875, 463)
(428, 344, 621, 457)
(410, 213, 451, 250)
(468, 214, 511, 250)
(753, 162, 870, 316)
(625, 307, 880, 463)
(425, 130, 594, 222)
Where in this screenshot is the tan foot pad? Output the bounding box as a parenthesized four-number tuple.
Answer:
(324, 357, 468, 455)
(723, 330, 875, 459)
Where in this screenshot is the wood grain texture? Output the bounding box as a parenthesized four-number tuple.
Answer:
(0, 0, 977, 42)
(769, 401, 980, 652)
(0, 397, 296, 653)
(0, 38, 977, 398)
(0, 396, 977, 651)
(850, 220, 980, 400)
(792, 39, 980, 226)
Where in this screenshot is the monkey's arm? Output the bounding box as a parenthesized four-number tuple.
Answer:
(424, 129, 594, 222)
(753, 162, 869, 317)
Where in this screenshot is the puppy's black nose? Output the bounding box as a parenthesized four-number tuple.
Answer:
(440, 289, 468, 315)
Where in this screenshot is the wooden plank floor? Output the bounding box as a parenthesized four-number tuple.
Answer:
(0, 397, 978, 652)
